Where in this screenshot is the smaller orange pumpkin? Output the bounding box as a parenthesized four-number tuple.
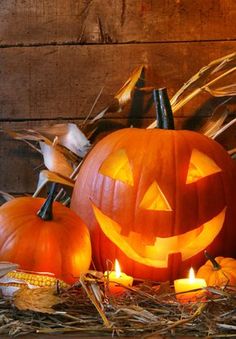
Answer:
(196, 251, 236, 287)
(0, 184, 91, 284)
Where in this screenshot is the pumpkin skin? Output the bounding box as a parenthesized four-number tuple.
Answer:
(196, 256, 236, 286)
(71, 128, 236, 282)
(0, 197, 92, 284)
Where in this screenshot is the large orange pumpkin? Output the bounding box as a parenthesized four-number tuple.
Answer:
(0, 186, 91, 284)
(71, 127, 236, 282)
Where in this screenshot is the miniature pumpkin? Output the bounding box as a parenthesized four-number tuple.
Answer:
(71, 88, 236, 282)
(196, 251, 236, 286)
(0, 185, 91, 284)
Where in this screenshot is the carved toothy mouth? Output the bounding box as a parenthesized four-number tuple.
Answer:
(92, 204, 226, 268)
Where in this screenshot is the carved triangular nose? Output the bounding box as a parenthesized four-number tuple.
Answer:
(139, 181, 172, 211)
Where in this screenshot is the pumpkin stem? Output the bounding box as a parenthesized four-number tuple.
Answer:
(204, 250, 221, 270)
(37, 183, 57, 221)
(153, 88, 175, 130)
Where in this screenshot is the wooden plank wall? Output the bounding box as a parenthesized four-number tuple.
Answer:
(0, 0, 235, 196)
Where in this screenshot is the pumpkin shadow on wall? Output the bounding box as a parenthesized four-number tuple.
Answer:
(85, 67, 148, 143)
(182, 96, 236, 132)
(127, 67, 146, 128)
(182, 96, 236, 152)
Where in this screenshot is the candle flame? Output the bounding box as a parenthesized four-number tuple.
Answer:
(115, 259, 121, 278)
(189, 267, 195, 282)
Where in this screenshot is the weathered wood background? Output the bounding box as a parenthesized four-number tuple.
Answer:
(0, 0, 235, 196)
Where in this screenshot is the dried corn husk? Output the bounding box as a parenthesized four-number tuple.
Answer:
(197, 99, 230, 137)
(0, 191, 15, 203)
(0, 262, 19, 278)
(36, 123, 91, 158)
(13, 286, 63, 313)
(0, 270, 68, 297)
(39, 141, 73, 178)
(89, 65, 145, 123)
(148, 52, 236, 129)
(33, 170, 74, 197)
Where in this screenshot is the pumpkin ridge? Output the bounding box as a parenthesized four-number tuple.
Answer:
(0, 208, 39, 252)
(171, 129, 177, 245)
(133, 130, 153, 238)
(181, 131, 201, 232)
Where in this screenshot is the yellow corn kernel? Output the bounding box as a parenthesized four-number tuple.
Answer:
(5, 271, 69, 288)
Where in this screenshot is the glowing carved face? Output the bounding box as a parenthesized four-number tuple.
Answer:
(91, 147, 226, 268)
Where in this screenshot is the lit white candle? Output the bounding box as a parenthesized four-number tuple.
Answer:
(174, 268, 207, 303)
(104, 259, 133, 294)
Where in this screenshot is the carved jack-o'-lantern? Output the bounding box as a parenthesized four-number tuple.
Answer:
(71, 128, 236, 281)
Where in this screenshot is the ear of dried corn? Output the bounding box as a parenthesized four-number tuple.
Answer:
(0, 270, 69, 297)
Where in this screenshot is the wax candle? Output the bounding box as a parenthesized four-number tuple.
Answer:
(104, 259, 133, 294)
(174, 267, 207, 303)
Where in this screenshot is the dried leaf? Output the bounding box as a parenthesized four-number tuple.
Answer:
(5, 127, 83, 165)
(0, 262, 19, 277)
(228, 148, 236, 156)
(114, 65, 145, 107)
(90, 65, 145, 124)
(0, 274, 30, 297)
(148, 52, 236, 129)
(13, 286, 62, 313)
(217, 324, 236, 331)
(40, 142, 73, 178)
(4, 129, 49, 143)
(88, 106, 110, 125)
(0, 191, 15, 202)
(232, 154, 236, 160)
(80, 276, 111, 328)
(33, 170, 74, 197)
(87, 270, 104, 280)
(81, 86, 105, 126)
(197, 100, 230, 137)
(36, 123, 91, 158)
(5, 129, 51, 154)
(212, 117, 236, 139)
(172, 52, 236, 111)
(205, 84, 236, 97)
(90, 282, 104, 307)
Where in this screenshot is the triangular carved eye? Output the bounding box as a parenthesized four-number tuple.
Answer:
(99, 149, 134, 186)
(139, 181, 172, 211)
(186, 149, 222, 184)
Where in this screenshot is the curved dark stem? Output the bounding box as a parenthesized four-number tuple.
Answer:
(153, 88, 175, 130)
(204, 250, 221, 270)
(37, 183, 57, 221)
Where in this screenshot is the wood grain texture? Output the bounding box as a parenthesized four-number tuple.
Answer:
(0, 0, 236, 45)
(0, 0, 235, 195)
(1, 115, 235, 194)
(0, 118, 182, 193)
(0, 41, 235, 121)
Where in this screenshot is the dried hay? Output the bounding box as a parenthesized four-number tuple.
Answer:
(0, 273, 235, 337)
